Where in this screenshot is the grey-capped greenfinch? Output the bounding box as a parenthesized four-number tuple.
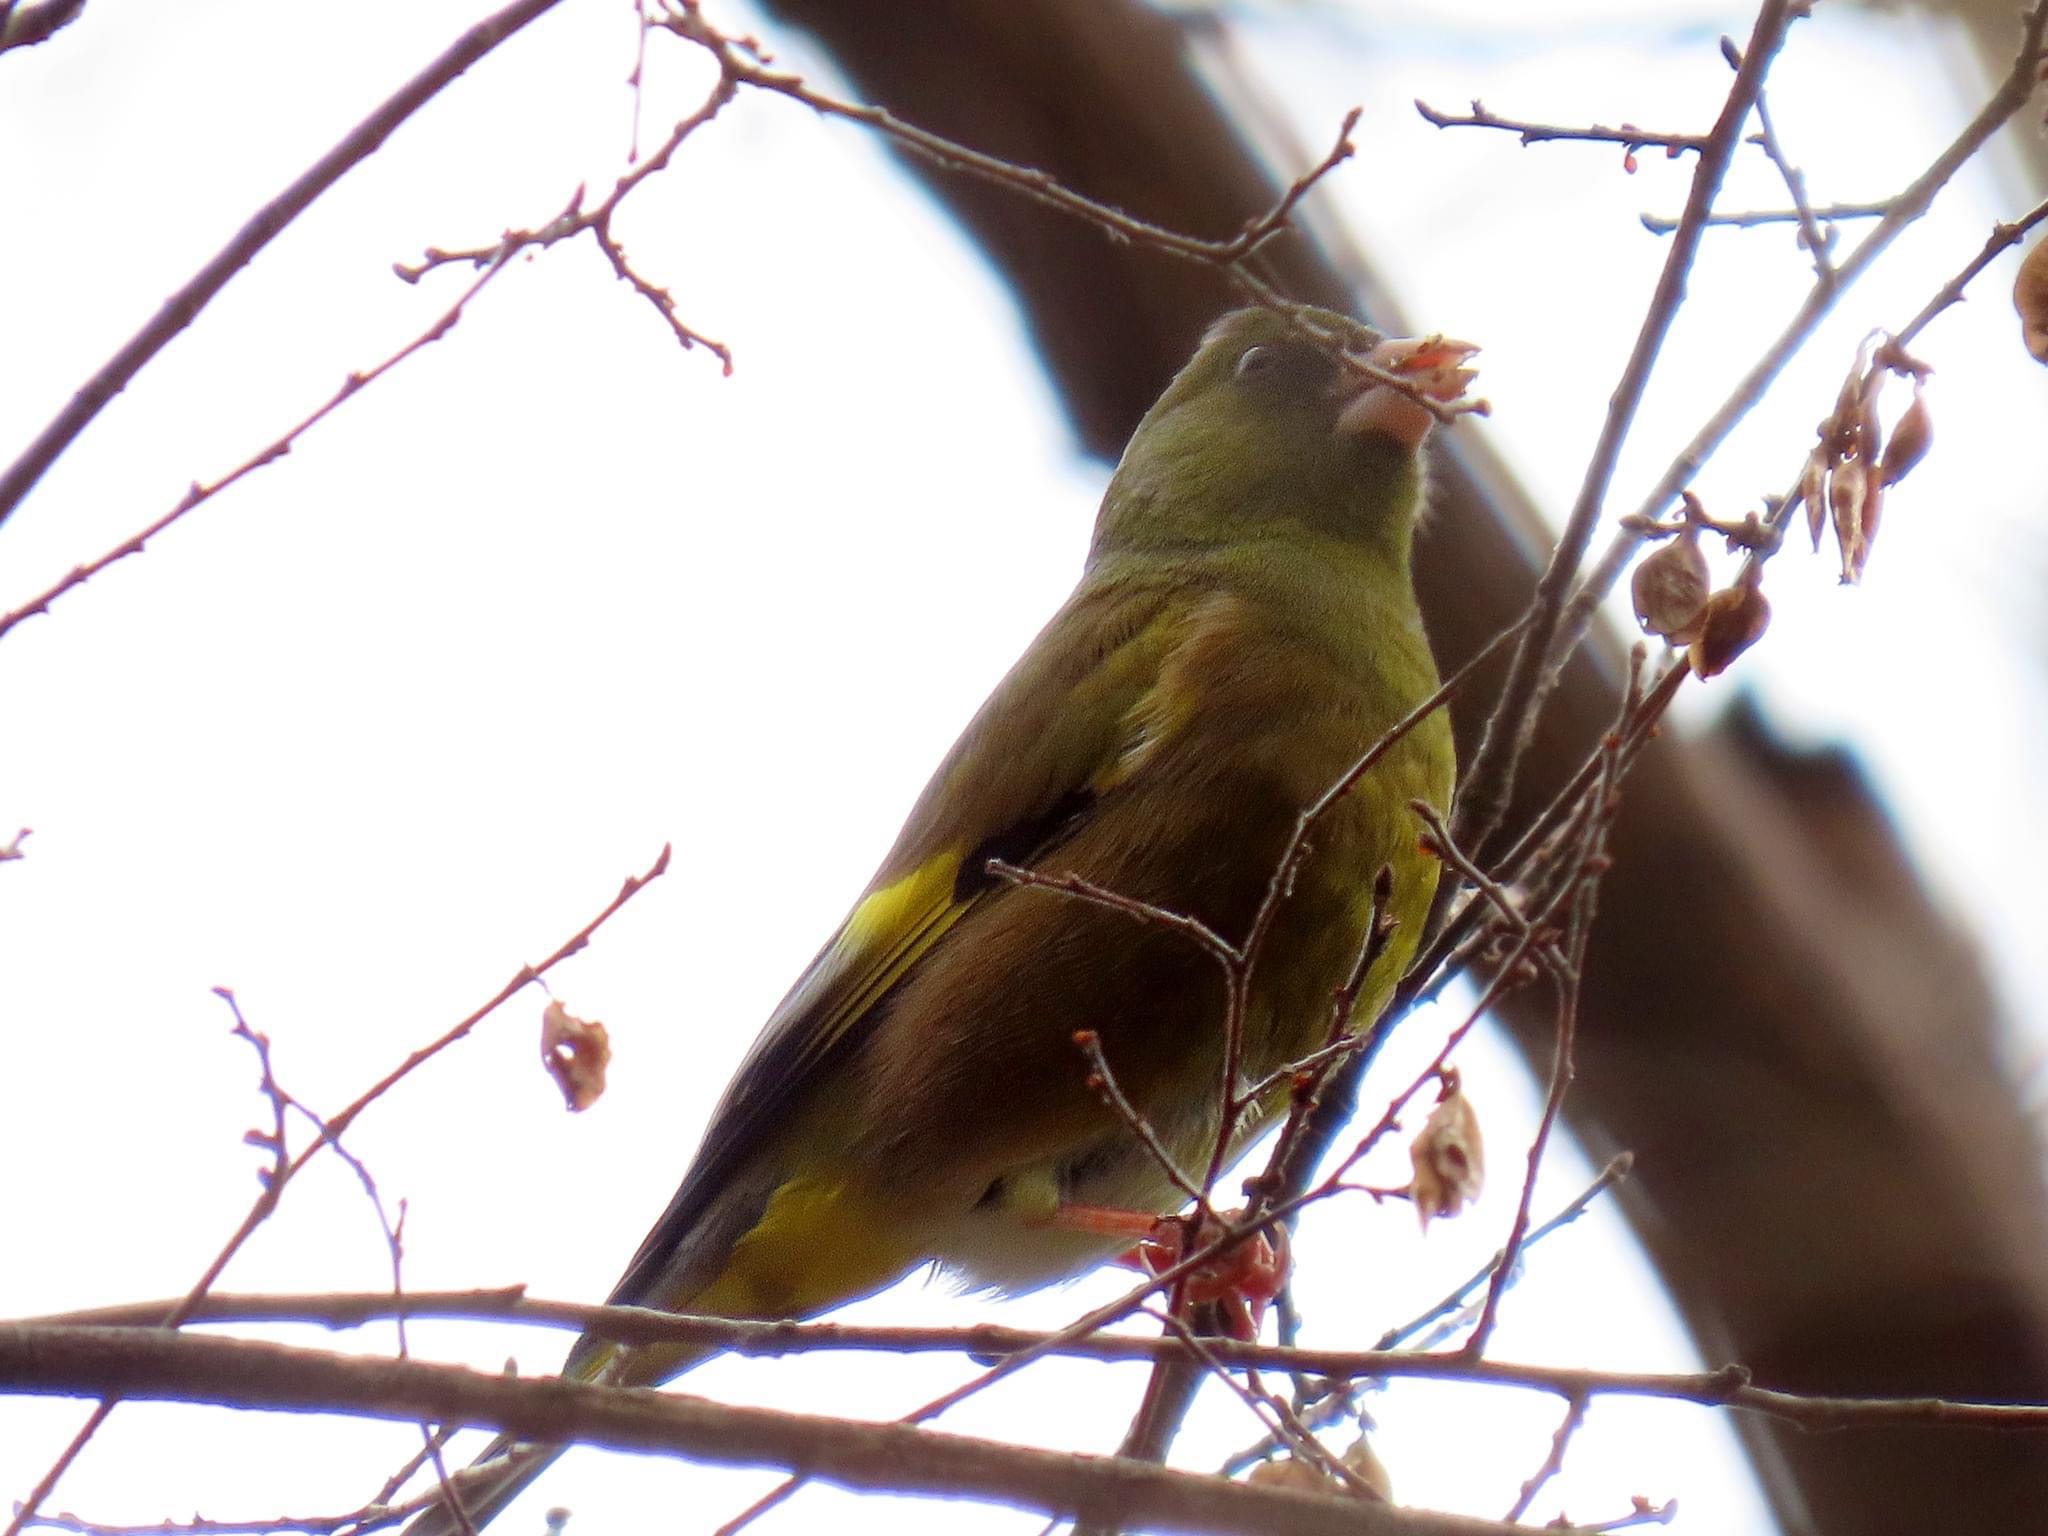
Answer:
(407, 305, 1469, 1532)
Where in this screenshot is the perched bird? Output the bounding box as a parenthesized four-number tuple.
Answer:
(407, 305, 1470, 1532)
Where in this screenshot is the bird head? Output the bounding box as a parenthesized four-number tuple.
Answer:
(1092, 306, 1478, 562)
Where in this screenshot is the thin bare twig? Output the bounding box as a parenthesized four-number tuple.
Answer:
(1381, 1153, 1633, 1356)
(1450, 1, 1797, 860)
(1218, 1153, 1633, 1480)
(1574, 1497, 1678, 1532)
(1074, 1030, 1210, 1214)
(1464, 662, 1638, 1357)
(1556, 0, 2048, 672)
(1640, 197, 1890, 235)
(396, 68, 737, 369)
(20, 1495, 438, 1536)
(986, 862, 1240, 973)
(1138, 1306, 1369, 1498)
(0, 0, 570, 529)
(1414, 99, 1709, 157)
(662, 1, 1356, 272)
(0, 257, 512, 645)
(221, 995, 477, 1536)
(1722, 28, 1834, 282)
(1893, 195, 2048, 349)
(1507, 1393, 1589, 1524)
(647, 6, 1488, 426)
(3, 847, 670, 1536)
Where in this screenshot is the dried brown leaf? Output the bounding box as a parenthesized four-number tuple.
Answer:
(1341, 1434, 1394, 1502)
(540, 999, 610, 1112)
(1880, 388, 1932, 487)
(2016, 236, 2048, 364)
(1828, 458, 1869, 582)
(1630, 525, 1711, 644)
(1410, 1085, 1485, 1227)
(1246, 1456, 1331, 1495)
(1800, 450, 1828, 552)
(1687, 576, 1771, 678)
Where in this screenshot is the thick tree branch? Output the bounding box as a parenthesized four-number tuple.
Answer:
(0, 1327, 1530, 1536)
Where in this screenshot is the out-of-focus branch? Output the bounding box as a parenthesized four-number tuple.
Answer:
(0, 0, 82, 54)
(0, 0, 571, 529)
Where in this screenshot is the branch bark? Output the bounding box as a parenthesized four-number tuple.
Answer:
(0, 1326, 1526, 1536)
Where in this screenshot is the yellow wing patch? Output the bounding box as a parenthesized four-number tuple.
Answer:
(693, 1175, 910, 1320)
(785, 846, 973, 1076)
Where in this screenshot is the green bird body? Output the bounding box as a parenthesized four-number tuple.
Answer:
(407, 306, 1463, 1532)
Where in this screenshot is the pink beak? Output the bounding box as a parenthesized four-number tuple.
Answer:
(1336, 334, 1481, 447)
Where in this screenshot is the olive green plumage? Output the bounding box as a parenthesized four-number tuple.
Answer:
(406, 305, 1458, 1533)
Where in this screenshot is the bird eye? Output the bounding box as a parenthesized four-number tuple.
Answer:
(1235, 344, 1279, 379)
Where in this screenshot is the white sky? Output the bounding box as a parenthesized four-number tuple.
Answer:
(2, 2, 2041, 1534)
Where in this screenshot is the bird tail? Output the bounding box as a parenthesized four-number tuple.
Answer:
(396, 1170, 923, 1533)
(397, 1433, 564, 1536)
(397, 1334, 715, 1536)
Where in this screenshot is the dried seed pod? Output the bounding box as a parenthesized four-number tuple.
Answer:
(1341, 1435, 1394, 1503)
(1828, 457, 1869, 583)
(1854, 374, 1886, 464)
(1800, 448, 1828, 552)
(1880, 387, 1933, 487)
(1630, 523, 1711, 643)
(1247, 1456, 1330, 1495)
(1851, 478, 1884, 582)
(2016, 236, 2048, 364)
(1687, 573, 1771, 678)
(1409, 1083, 1485, 1228)
(1824, 351, 1871, 458)
(540, 999, 611, 1112)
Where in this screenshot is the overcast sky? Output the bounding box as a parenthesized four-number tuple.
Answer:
(4, 2, 2042, 1533)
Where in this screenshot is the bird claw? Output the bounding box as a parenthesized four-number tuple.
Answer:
(1125, 1210, 1291, 1341)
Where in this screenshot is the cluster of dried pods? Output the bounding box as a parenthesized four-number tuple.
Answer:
(1626, 331, 1943, 678)
(1627, 495, 1774, 680)
(1796, 336, 1934, 584)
